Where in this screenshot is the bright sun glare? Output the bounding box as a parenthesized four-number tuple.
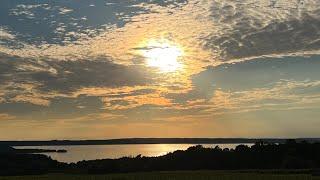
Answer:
(141, 40, 183, 72)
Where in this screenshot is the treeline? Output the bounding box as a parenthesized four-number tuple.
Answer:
(1, 140, 320, 175)
(0, 153, 62, 175)
(70, 140, 320, 174)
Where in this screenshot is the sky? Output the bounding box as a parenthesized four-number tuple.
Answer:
(0, 0, 320, 140)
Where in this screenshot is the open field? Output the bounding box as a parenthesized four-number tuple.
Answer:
(0, 171, 319, 180)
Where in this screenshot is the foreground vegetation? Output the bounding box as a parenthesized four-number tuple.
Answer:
(0, 171, 319, 180)
(1, 140, 320, 176)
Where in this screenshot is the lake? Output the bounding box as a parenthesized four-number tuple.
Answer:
(14, 144, 252, 163)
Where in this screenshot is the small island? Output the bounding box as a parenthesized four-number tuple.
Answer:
(15, 148, 67, 154)
(0, 145, 67, 154)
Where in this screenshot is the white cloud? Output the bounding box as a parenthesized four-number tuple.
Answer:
(0, 28, 15, 40)
(59, 7, 73, 15)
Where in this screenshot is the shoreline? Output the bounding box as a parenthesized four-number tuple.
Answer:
(2, 138, 320, 146)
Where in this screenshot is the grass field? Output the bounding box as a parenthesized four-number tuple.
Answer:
(0, 171, 319, 180)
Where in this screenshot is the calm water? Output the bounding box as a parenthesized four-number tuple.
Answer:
(15, 144, 252, 163)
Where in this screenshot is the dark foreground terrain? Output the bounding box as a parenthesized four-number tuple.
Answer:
(0, 171, 319, 180)
(1, 140, 320, 177)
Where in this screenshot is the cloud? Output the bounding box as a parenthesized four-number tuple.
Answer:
(211, 80, 320, 114)
(163, 55, 320, 116)
(204, 0, 320, 61)
(193, 55, 320, 92)
(2, 0, 187, 46)
(0, 53, 157, 107)
(0, 0, 320, 138)
(0, 113, 15, 120)
(0, 95, 104, 120)
(58, 7, 73, 15)
(31, 59, 155, 92)
(2, 54, 319, 124)
(0, 0, 318, 73)
(0, 28, 15, 40)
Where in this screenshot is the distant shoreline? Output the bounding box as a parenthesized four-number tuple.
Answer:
(14, 148, 67, 153)
(1, 138, 320, 146)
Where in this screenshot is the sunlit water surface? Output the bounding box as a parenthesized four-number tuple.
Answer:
(15, 144, 252, 163)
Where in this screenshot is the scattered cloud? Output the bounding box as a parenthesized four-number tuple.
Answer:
(0, 113, 15, 120)
(0, 28, 15, 40)
(0, 0, 320, 138)
(59, 7, 73, 15)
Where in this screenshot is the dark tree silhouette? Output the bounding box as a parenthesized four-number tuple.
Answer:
(1, 140, 320, 175)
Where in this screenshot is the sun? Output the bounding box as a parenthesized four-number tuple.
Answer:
(141, 40, 183, 72)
